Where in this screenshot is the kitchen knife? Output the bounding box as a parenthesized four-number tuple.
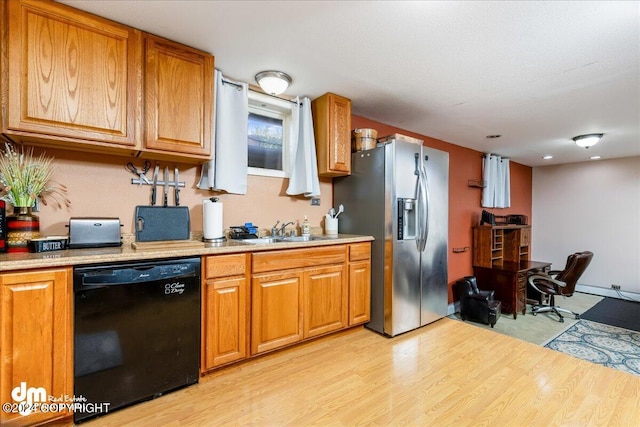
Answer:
(174, 166, 180, 206)
(151, 162, 159, 206)
(163, 166, 169, 207)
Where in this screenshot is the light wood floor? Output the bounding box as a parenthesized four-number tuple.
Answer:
(72, 318, 640, 427)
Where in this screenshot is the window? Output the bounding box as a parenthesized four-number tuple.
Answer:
(247, 91, 294, 178)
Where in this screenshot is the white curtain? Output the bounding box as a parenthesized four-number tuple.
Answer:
(481, 154, 510, 208)
(286, 96, 321, 197)
(197, 70, 248, 194)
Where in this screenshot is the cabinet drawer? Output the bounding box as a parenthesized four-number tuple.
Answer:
(252, 245, 346, 274)
(349, 243, 371, 262)
(205, 254, 247, 279)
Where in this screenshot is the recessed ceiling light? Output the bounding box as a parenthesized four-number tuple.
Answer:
(589, 156, 602, 160)
(486, 134, 502, 139)
(542, 155, 553, 160)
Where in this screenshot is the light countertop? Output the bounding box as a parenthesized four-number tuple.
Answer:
(0, 234, 374, 272)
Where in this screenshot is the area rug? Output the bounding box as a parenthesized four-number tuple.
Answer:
(580, 296, 640, 332)
(544, 319, 640, 377)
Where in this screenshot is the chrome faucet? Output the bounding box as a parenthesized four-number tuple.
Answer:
(271, 220, 280, 237)
(272, 221, 295, 237)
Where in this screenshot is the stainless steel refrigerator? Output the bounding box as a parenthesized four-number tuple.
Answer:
(334, 138, 448, 337)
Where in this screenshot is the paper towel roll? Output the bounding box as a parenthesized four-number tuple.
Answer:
(203, 198, 224, 240)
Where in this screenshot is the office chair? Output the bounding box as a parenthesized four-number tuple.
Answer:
(456, 276, 501, 328)
(528, 251, 593, 322)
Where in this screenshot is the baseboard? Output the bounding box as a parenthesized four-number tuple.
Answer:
(448, 302, 458, 315)
(448, 285, 639, 315)
(576, 284, 640, 300)
(447, 285, 640, 316)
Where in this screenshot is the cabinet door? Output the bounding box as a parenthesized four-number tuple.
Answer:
(251, 271, 303, 355)
(5, 0, 142, 148)
(0, 268, 72, 426)
(144, 34, 213, 158)
(520, 227, 531, 246)
(203, 276, 247, 370)
(349, 260, 371, 325)
(303, 265, 347, 338)
(312, 92, 352, 177)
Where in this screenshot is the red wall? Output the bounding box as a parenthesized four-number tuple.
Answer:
(351, 116, 533, 302)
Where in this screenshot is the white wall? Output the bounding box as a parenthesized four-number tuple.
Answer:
(532, 156, 640, 294)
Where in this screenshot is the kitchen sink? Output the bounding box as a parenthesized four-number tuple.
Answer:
(283, 235, 333, 242)
(241, 237, 283, 244)
(241, 235, 335, 244)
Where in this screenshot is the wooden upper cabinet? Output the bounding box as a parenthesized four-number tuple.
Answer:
(312, 92, 352, 177)
(2, 1, 214, 162)
(144, 34, 213, 158)
(3, 0, 142, 151)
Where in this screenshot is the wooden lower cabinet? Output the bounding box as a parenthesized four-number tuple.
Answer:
(249, 243, 371, 356)
(303, 265, 347, 338)
(251, 271, 304, 355)
(202, 254, 249, 372)
(348, 242, 371, 326)
(0, 267, 73, 426)
(203, 276, 247, 369)
(348, 261, 371, 325)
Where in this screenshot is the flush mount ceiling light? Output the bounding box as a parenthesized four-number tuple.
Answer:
(255, 70, 292, 95)
(572, 133, 603, 149)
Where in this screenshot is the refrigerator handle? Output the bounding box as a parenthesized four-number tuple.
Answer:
(415, 162, 428, 252)
(415, 153, 429, 252)
(421, 157, 430, 249)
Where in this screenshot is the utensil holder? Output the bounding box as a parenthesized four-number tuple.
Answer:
(325, 217, 338, 236)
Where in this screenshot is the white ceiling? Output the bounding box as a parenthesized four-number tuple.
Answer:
(61, 0, 640, 167)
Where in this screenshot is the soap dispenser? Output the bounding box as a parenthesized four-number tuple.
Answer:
(302, 215, 311, 237)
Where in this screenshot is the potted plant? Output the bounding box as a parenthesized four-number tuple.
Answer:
(0, 143, 69, 252)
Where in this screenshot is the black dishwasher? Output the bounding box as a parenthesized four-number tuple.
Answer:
(73, 257, 201, 423)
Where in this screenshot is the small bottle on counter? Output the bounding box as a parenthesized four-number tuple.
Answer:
(301, 215, 311, 237)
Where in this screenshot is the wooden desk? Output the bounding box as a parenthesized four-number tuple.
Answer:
(473, 260, 551, 319)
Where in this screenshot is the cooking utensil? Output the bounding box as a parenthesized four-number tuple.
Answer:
(335, 204, 344, 218)
(174, 166, 180, 206)
(163, 166, 169, 207)
(126, 161, 151, 185)
(151, 162, 159, 205)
